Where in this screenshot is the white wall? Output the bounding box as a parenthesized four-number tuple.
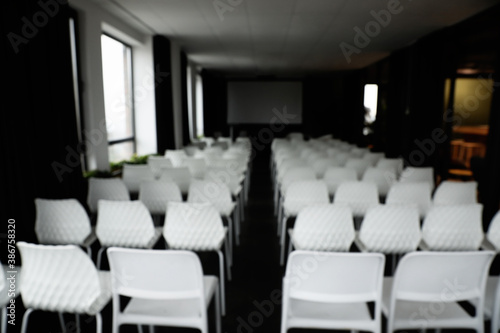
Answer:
(69, 0, 155, 170)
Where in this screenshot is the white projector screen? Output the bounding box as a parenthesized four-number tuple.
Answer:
(227, 81, 303, 124)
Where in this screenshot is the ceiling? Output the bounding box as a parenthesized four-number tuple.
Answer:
(94, 0, 500, 76)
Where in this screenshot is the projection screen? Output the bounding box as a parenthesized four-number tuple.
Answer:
(227, 81, 303, 124)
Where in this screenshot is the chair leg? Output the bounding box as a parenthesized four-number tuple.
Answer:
(287, 236, 294, 259)
(137, 325, 143, 333)
(280, 217, 288, 266)
(1, 307, 6, 333)
(239, 193, 245, 221)
(21, 308, 34, 333)
(85, 246, 92, 259)
(149, 325, 155, 333)
(226, 216, 233, 266)
(95, 313, 102, 333)
(217, 250, 227, 316)
(76, 314, 81, 333)
(96, 247, 106, 269)
(214, 283, 222, 333)
(277, 199, 283, 236)
(59, 312, 67, 333)
(234, 208, 240, 246)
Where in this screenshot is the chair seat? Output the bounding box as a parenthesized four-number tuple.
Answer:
(287, 299, 375, 331)
(382, 277, 477, 331)
(122, 276, 217, 322)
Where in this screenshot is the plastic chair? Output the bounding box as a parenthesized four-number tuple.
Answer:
(399, 166, 435, 189)
(163, 202, 231, 316)
(183, 157, 208, 180)
(87, 177, 130, 213)
(285, 204, 355, 264)
(376, 157, 404, 176)
(323, 167, 358, 197)
(309, 157, 341, 178)
(159, 166, 192, 195)
(333, 181, 379, 221)
(281, 251, 385, 333)
(205, 167, 245, 223)
(107, 248, 221, 333)
(17, 242, 111, 333)
(432, 180, 478, 205)
(483, 275, 500, 333)
(147, 155, 173, 178)
(122, 164, 155, 194)
(0, 264, 21, 333)
(382, 251, 494, 333)
(34, 198, 96, 256)
(188, 180, 239, 249)
(278, 181, 330, 257)
(344, 157, 372, 179)
(385, 182, 432, 219)
(138, 180, 183, 224)
(420, 203, 484, 251)
(361, 167, 397, 198)
(164, 149, 188, 167)
(484, 210, 500, 251)
(95, 200, 162, 268)
(276, 166, 316, 216)
(363, 152, 385, 166)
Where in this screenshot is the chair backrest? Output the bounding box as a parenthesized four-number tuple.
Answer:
(432, 180, 478, 205)
(363, 152, 385, 166)
(284, 251, 384, 311)
(163, 202, 225, 250)
(187, 180, 233, 207)
(385, 182, 432, 218)
(292, 204, 355, 251)
(283, 180, 329, 205)
(35, 198, 92, 245)
(361, 167, 397, 197)
(486, 210, 500, 251)
(107, 248, 205, 317)
(333, 182, 379, 217)
(96, 200, 156, 247)
(160, 167, 192, 194)
(358, 205, 421, 253)
(122, 164, 155, 193)
(349, 147, 369, 158)
(310, 158, 342, 178)
(17, 242, 102, 313)
(87, 178, 130, 213)
(323, 167, 358, 195)
(164, 149, 187, 167)
(421, 203, 484, 251)
(277, 158, 308, 183)
(344, 158, 373, 179)
(281, 167, 317, 194)
(399, 166, 435, 189)
(147, 156, 173, 177)
(183, 157, 208, 179)
(390, 251, 493, 316)
(139, 180, 183, 215)
(376, 157, 404, 175)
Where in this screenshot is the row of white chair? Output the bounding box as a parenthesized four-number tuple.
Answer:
(8, 243, 221, 333)
(281, 250, 498, 333)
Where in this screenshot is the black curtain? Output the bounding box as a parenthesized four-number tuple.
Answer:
(340, 71, 365, 145)
(153, 35, 175, 153)
(180, 51, 191, 146)
(1, 0, 85, 246)
(302, 78, 336, 138)
(202, 70, 228, 137)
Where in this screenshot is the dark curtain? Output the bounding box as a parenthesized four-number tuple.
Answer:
(180, 51, 191, 146)
(1, 0, 85, 246)
(302, 78, 336, 138)
(202, 70, 228, 137)
(153, 35, 175, 153)
(340, 71, 365, 145)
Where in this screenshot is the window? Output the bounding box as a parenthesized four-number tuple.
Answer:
(363, 84, 378, 135)
(101, 34, 135, 162)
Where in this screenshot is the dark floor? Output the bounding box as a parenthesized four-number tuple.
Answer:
(10, 148, 496, 333)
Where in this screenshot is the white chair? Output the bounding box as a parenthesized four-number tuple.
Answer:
(164, 149, 188, 167)
(323, 167, 358, 197)
(399, 166, 435, 189)
(484, 210, 500, 251)
(107, 248, 221, 333)
(363, 152, 385, 166)
(138, 180, 183, 223)
(17, 242, 111, 333)
(1, 264, 21, 333)
(420, 204, 484, 251)
(87, 177, 130, 213)
(147, 155, 173, 178)
(432, 180, 478, 205)
(95, 200, 162, 268)
(183, 157, 208, 179)
(188, 180, 239, 248)
(361, 167, 397, 198)
(333, 182, 379, 223)
(286, 204, 355, 263)
(34, 198, 96, 256)
(276, 166, 316, 216)
(281, 251, 385, 333)
(205, 167, 245, 223)
(382, 251, 494, 333)
(160, 166, 192, 195)
(385, 182, 432, 219)
(163, 202, 231, 316)
(344, 157, 372, 179)
(309, 157, 341, 178)
(484, 275, 500, 333)
(122, 164, 155, 194)
(376, 157, 404, 176)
